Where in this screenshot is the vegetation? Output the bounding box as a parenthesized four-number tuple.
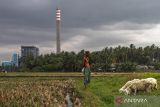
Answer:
(19, 44, 160, 72)
(0, 72, 160, 107)
(0, 78, 81, 107)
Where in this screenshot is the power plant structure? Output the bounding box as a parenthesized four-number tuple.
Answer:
(56, 8, 61, 54)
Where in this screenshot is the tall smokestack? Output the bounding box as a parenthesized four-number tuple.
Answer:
(56, 8, 61, 54)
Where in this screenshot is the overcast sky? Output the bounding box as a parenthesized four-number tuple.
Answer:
(1, 0, 160, 62)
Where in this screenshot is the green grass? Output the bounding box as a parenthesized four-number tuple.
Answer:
(1, 72, 160, 107)
(74, 73, 160, 107)
(74, 75, 127, 107)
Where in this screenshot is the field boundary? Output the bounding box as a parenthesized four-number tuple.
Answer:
(0, 72, 159, 77)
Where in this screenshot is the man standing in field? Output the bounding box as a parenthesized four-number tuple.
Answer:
(82, 51, 91, 88)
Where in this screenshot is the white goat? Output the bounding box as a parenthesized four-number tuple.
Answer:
(142, 78, 157, 90)
(119, 79, 140, 94)
(119, 78, 157, 95)
(124, 80, 152, 95)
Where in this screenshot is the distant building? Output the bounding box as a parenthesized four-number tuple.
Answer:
(1, 53, 19, 72)
(12, 53, 19, 67)
(2, 61, 14, 72)
(2, 61, 13, 66)
(136, 65, 148, 71)
(21, 46, 39, 58)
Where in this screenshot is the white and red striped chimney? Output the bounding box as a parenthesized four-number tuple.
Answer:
(56, 8, 61, 54)
(56, 8, 61, 21)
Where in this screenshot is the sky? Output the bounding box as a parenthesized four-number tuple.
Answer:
(1, 0, 160, 62)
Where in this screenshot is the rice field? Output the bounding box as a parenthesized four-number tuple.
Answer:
(0, 72, 160, 107)
(0, 78, 81, 107)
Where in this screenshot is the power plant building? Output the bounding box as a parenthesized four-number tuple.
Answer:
(21, 46, 39, 58)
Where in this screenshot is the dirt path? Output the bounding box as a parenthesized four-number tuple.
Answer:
(0, 72, 156, 77)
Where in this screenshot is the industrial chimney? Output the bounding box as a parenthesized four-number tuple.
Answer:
(56, 8, 61, 54)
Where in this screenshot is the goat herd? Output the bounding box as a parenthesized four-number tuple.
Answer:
(119, 78, 158, 95)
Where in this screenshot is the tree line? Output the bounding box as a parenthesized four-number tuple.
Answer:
(19, 44, 160, 72)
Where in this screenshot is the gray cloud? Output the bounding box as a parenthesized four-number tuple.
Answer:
(1, 0, 160, 62)
(0, 0, 160, 29)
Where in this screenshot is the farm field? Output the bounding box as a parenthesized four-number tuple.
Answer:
(0, 72, 160, 107)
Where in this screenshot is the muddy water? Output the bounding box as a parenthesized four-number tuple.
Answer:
(65, 93, 73, 107)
